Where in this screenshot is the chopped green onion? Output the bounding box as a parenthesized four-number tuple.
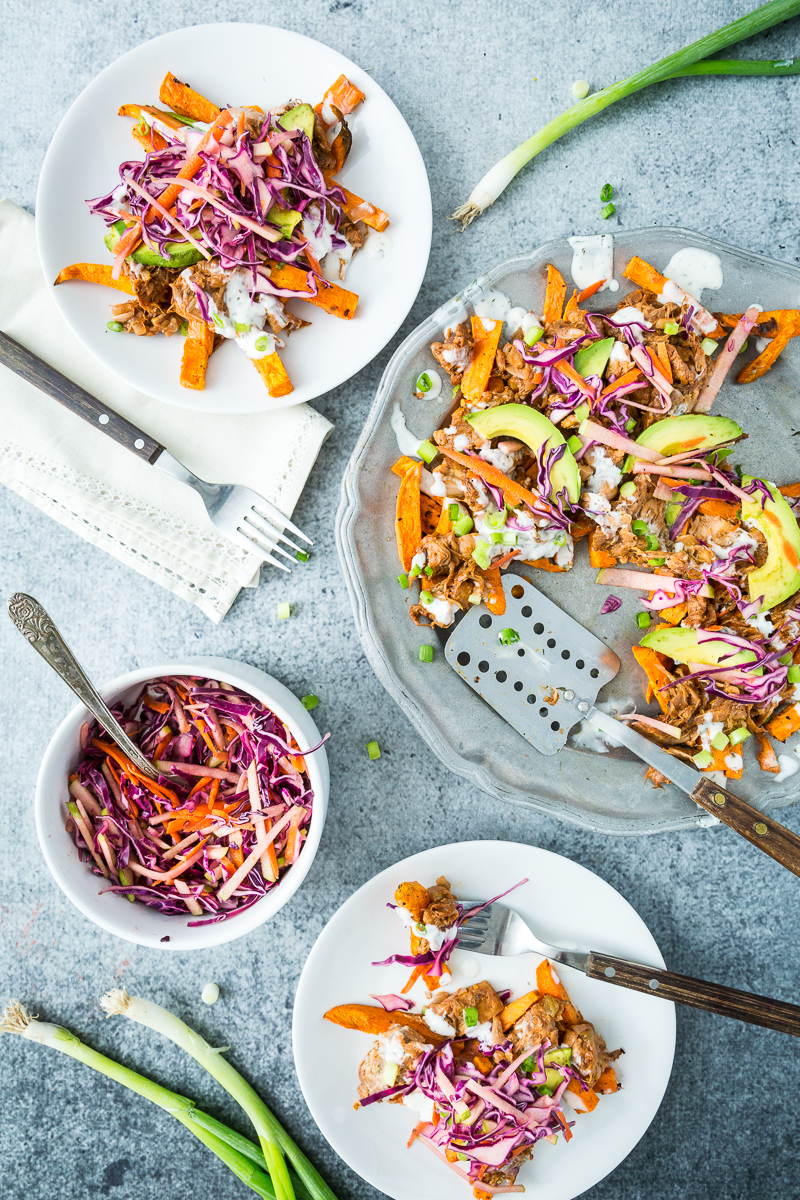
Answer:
(625, 417, 637, 432)
(499, 628, 520, 645)
(471, 540, 491, 570)
(452, 384, 460, 399)
(213, 314, 224, 328)
(463, 1006, 479, 1027)
(778, 652, 793, 665)
(572, 79, 591, 99)
(693, 750, 713, 769)
(367, 740, 382, 760)
(420, 589, 434, 604)
(449, 503, 460, 520)
(398, 572, 409, 588)
(419, 645, 434, 663)
(619, 481, 637, 499)
(553, 532, 567, 547)
(502, 531, 518, 545)
(301, 694, 319, 710)
(601, 202, 616, 219)
(484, 509, 507, 530)
(701, 338, 718, 355)
(234, 321, 249, 334)
(600, 183, 613, 201)
(711, 731, 730, 751)
(566, 434, 582, 454)
(295, 549, 309, 563)
(631, 519, 648, 537)
(277, 602, 291, 619)
(106, 321, 124, 332)
(575, 403, 590, 422)
(467, 593, 482, 604)
(424, 565, 434, 576)
(490, 531, 504, 543)
(254, 335, 270, 352)
(416, 372, 433, 393)
(738, 338, 749, 355)
(450, 6, 800, 228)
(521, 1056, 535, 1074)
(453, 514, 474, 536)
(180, 321, 189, 336)
(117, 867, 136, 901)
(636, 612, 651, 629)
(417, 439, 437, 464)
(649, 557, 666, 566)
(645, 534, 660, 551)
(523, 324, 544, 347)
(578, 418, 589, 435)
(409, 564, 422, 580)
(663, 321, 680, 336)
(788, 665, 800, 683)
(729, 727, 752, 746)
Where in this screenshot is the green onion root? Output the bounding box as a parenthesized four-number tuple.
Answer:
(451, 0, 800, 226)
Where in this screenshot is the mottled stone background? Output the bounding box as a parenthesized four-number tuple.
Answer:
(2, 2, 799, 1198)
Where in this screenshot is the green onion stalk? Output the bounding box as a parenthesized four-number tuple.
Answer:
(101, 989, 336, 1200)
(0, 1001, 290, 1199)
(452, 0, 800, 226)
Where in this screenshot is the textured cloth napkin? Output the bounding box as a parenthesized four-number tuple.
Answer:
(0, 199, 332, 621)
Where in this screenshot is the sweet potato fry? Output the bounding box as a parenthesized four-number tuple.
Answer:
(180, 320, 215, 391)
(622, 256, 668, 294)
(536, 959, 569, 1001)
(756, 732, 780, 773)
(119, 102, 184, 130)
(319, 74, 365, 116)
(461, 315, 504, 404)
(324, 1004, 443, 1042)
(332, 182, 390, 232)
(131, 124, 168, 153)
(779, 482, 800, 498)
(391, 455, 419, 478)
(765, 704, 800, 742)
(697, 499, 739, 520)
(482, 566, 506, 616)
(543, 264, 567, 326)
(595, 1066, 620, 1094)
(266, 262, 358, 320)
(500, 989, 540, 1032)
(159, 71, 221, 123)
(566, 1077, 599, 1112)
(562, 288, 580, 321)
(737, 319, 799, 383)
(395, 881, 429, 921)
(631, 645, 674, 715)
(420, 493, 443, 537)
(657, 601, 688, 626)
(395, 462, 422, 572)
(252, 351, 294, 398)
(588, 534, 617, 569)
(437, 445, 551, 518)
(54, 263, 134, 294)
(523, 559, 568, 572)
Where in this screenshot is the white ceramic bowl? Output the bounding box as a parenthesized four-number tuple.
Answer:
(35, 656, 329, 950)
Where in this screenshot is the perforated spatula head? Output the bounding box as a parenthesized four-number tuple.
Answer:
(445, 576, 620, 754)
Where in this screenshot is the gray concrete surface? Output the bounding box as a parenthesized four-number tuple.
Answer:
(2, 2, 800, 1198)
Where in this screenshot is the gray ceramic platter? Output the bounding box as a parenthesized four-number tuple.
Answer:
(336, 227, 800, 834)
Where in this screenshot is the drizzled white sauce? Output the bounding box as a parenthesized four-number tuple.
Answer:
(416, 369, 442, 400)
(607, 340, 631, 375)
(585, 446, 622, 496)
(381, 1034, 407, 1065)
(661, 248, 723, 300)
(478, 443, 516, 474)
(747, 609, 774, 637)
(424, 1010, 457, 1037)
(403, 1091, 435, 1121)
(567, 234, 614, 292)
(473, 288, 512, 326)
(322, 242, 354, 282)
(443, 304, 469, 338)
(420, 469, 447, 497)
(366, 230, 393, 259)
(698, 713, 724, 755)
(724, 752, 743, 773)
(611, 307, 653, 343)
(572, 698, 633, 752)
(390, 402, 425, 457)
(420, 596, 458, 625)
(774, 750, 800, 783)
(203, 274, 277, 360)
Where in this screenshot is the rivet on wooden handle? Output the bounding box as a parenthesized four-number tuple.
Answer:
(690, 776, 800, 880)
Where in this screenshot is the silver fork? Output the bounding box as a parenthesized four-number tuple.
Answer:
(456, 899, 800, 1037)
(0, 330, 311, 573)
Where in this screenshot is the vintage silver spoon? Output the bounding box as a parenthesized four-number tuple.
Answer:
(7, 592, 159, 779)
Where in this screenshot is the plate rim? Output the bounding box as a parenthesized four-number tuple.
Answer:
(292, 837, 676, 1200)
(35, 22, 432, 414)
(335, 225, 800, 834)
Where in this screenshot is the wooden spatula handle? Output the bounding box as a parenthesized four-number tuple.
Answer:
(690, 776, 800, 878)
(587, 952, 800, 1036)
(0, 329, 164, 462)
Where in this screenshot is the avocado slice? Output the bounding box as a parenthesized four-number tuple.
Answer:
(266, 205, 302, 237)
(279, 103, 315, 141)
(467, 403, 581, 504)
(640, 626, 757, 668)
(573, 337, 615, 380)
(104, 223, 203, 271)
(623, 413, 743, 473)
(543, 1046, 572, 1066)
(741, 478, 800, 611)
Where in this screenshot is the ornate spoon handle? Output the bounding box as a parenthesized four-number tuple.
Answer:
(7, 593, 158, 779)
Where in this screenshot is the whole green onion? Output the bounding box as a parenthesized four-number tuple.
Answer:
(452, 1, 800, 226)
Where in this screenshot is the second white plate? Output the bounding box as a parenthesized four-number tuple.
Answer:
(293, 840, 675, 1200)
(36, 24, 432, 413)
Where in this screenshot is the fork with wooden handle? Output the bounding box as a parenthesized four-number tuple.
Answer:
(0, 329, 311, 572)
(457, 899, 800, 1037)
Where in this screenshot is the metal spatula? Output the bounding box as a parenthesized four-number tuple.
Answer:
(445, 576, 800, 878)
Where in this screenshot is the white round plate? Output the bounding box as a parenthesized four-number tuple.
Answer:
(36, 24, 431, 413)
(293, 840, 675, 1200)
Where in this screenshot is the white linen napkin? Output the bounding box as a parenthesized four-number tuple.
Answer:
(0, 199, 333, 622)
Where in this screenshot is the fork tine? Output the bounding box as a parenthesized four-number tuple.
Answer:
(241, 517, 297, 564)
(250, 498, 313, 546)
(233, 526, 291, 572)
(247, 510, 305, 555)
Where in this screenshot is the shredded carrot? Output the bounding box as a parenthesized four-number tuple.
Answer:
(555, 1110, 573, 1141)
(577, 279, 605, 303)
(554, 358, 595, 398)
(438, 445, 555, 520)
(401, 963, 428, 994)
(563, 288, 580, 320)
(653, 341, 672, 382)
(543, 264, 567, 326)
(600, 366, 641, 396)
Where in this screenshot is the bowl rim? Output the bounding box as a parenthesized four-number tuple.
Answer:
(34, 656, 328, 950)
